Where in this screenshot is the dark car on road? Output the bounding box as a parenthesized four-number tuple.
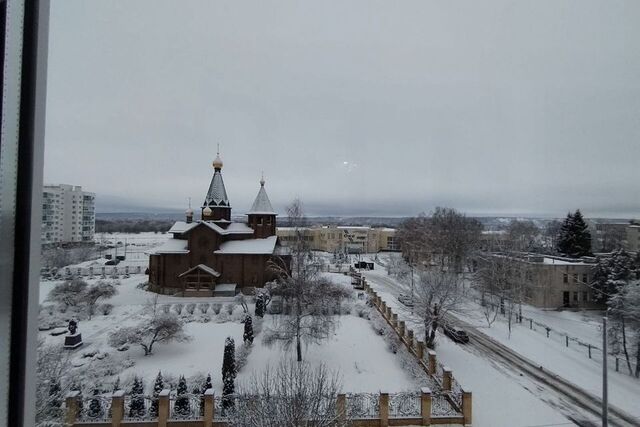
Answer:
(442, 325, 469, 344)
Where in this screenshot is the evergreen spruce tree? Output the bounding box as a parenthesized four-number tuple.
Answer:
(128, 376, 145, 418)
(174, 375, 190, 417)
(254, 294, 265, 317)
(87, 388, 104, 419)
(243, 315, 254, 344)
(221, 337, 236, 411)
(149, 371, 164, 417)
(556, 210, 592, 257)
(202, 373, 213, 392)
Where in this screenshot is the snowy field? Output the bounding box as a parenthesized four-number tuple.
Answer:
(39, 269, 421, 396)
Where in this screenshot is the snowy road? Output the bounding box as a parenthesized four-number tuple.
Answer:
(450, 314, 638, 427)
(362, 268, 640, 427)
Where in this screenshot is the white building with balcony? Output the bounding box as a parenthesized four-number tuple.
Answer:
(41, 184, 95, 244)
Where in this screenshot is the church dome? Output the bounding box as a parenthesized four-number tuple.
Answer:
(203, 206, 212, 216)
(212, 154, 223, 169)
(185, 207, 194, 216)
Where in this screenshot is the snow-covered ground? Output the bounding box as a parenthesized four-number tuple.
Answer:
(39, 270, 421, 396)
(238, 315, 421, 393)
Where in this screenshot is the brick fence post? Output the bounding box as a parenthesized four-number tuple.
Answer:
(420, 387, 432, 426)
(407, 329, 414, 349)
(462, 390, 472, 426)
(392, 313, 398, 327)
(416, 341, 425, 360)
(111, 390, 125, 427)
(336, 393, 346, 423)
(158, 389, 170, 427)
(427, 351, 436, 375)
(398, 320, 406, 337)
(379, 393, 389, 427)
(65, 391, 80, 426)
(442, 367, 452, 392)
(387, 306, 392, 319)
(204, 388, 214, 427)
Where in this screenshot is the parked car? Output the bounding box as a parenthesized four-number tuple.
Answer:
(398, 293, 414, 307)
(442, 325, 469, 344)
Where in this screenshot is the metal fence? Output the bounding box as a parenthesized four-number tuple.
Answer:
(77, 395, 111, 423)
(431, 394, 460, 417)
(345, 393, 379, 419)
(123, 395, 157, 421)
(388, 392, 421, 418)
(169, 393, 203, 420)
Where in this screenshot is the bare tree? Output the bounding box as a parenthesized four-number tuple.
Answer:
(108, 297, 190, 355)
(266, 199, 350, 362)
(543, 220, 562, 253)
(36, 341, 72, 424)
(474, 253, 529, 336)
(47, 278, 89, 308)
(229, 359, 345, 427)
(396, 207, 482, 272)
(84, 281, 118, 319)
(506, 220, 539, 252)
(413, 269, 466, 348)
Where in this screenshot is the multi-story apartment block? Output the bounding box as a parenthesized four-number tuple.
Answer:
(41, 184, 95, 244)
(277, 225, 398, 253)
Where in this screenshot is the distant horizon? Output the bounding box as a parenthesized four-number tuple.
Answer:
(93, 206, 636, 222)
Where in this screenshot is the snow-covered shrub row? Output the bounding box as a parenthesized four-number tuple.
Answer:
(141, 302, 247, 325)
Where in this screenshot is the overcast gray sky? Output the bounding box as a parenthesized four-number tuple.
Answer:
(44, 1, 640, 217)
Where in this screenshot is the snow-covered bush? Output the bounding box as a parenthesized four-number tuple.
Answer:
(99, 304, 114, 315)
(224, 303, 235, 315)
(173, 304, 184, 315)
(185, 303, 196, 315)
(162, 304, 171, 314)
(198, 303, 210, 314)
(211, 304, 222, 315)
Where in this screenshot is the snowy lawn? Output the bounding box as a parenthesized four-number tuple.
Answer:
(39, 271, 421, 396)
(237, 315, 421, 393)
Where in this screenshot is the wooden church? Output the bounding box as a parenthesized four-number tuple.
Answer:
(147, 152, 288, 296)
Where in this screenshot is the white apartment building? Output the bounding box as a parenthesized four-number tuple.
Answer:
(41, 184, 95, 244)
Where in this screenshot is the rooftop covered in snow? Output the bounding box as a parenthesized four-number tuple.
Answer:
(214, 235, 278, 254)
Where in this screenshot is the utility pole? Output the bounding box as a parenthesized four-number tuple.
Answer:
(602, 316, 608, 427)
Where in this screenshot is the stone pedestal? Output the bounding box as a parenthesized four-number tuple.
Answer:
(64, 333, 83, 349)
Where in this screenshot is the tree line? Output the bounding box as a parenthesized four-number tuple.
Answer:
(96, 219, 174, 233)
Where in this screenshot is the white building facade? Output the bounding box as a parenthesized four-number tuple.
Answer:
(41, 184, 95, 244)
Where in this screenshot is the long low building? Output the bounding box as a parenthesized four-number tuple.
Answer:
(277, 225, 398, 253)
(478, 253, 602, 309)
